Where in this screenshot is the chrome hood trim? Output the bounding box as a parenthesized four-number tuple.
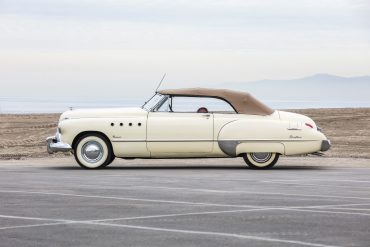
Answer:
(60, 107, 147, 120)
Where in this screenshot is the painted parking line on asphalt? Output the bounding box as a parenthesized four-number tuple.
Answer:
(323, 207, 370, 211)
(2, 200, 370, 246)
(2, 189, 370, 211)
(45, 181, 368, 203)
(2, 172, 368, 190)
(278, 208, 370, 217)
(0, 214, 78, 231)
(70, 182, 364, 192)
(89, 202, 370, 223)
(90, 208, 265, 222)
(0, 214, 341, 247)
(259, 181, 367, 189)
(2, 201, 370, 232)
(0, 190, 260, 208)
(129, 185, 370, 201)
(81, 221, 342, 247)
(34, 184, 352, 204)
(0, 214, 73, 223)
(0, 222, 74, 231)
(260, 179, 370, 184)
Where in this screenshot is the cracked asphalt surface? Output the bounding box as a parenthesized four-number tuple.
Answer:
(0, 157, 369, 247)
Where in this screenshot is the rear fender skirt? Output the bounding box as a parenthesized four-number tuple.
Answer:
(218, 141, 239, 157)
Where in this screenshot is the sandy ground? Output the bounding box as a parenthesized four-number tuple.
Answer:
(291, 108, 370, 159)
(0, 108, 369, 160)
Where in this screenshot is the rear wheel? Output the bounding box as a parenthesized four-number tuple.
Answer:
(74, 134, 114, 169)
(243, 152, 279, 169)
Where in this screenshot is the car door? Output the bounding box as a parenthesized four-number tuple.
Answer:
(146, 96, 214, 155)
(147, 112, 214, 155)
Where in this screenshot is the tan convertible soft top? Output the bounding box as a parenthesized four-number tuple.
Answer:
(159, 88, 274, 116)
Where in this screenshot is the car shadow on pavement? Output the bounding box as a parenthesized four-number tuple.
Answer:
(46, 165, 329, 170)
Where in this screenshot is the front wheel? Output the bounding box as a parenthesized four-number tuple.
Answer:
(74, 134, 114, 169)
(243, 153, 279, 169)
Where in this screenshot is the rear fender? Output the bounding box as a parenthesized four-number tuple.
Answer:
(217, 119, 288, 156)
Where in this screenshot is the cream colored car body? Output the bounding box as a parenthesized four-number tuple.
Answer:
(55, 106, 328, 159)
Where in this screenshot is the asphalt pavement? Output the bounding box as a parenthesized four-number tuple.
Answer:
(0, 157, 369, 247)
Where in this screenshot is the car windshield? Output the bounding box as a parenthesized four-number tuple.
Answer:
(142, 93, 167, 111)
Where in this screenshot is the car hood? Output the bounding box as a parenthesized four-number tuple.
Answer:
(59, 107, 148, 121)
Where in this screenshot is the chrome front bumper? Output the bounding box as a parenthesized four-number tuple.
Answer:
(321, 140, 331, 152)
(46, 135, 72, 154)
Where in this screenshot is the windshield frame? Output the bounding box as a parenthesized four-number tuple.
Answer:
(142, 93, 168, 112)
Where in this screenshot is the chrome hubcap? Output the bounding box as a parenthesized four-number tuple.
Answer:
(250, 153, 272, 163)
(82, 141, 104, 163)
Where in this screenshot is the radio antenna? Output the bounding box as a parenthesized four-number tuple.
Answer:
(155, 73, 166, 93)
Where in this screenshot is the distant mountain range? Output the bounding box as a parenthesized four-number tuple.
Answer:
(221, 74, 370, 108)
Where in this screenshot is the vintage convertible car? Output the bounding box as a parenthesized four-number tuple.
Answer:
(47, 88, 331, 169)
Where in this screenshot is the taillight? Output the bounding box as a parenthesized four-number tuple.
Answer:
(305, 123, 314, 129)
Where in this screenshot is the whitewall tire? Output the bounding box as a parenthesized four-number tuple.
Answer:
(74, 134, 114, 169)
(243, 153, 279, 169)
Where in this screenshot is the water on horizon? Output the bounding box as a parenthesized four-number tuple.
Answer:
(1, 97, 369, 114)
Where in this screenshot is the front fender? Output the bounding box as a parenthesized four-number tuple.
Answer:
(58, 118, 115, 146)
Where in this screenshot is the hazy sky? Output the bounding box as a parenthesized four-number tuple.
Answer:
(0, 0, 369, 99)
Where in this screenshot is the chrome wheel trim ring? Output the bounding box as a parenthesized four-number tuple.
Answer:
(250, 152, 272, 163)
(81, 141, 104, 163)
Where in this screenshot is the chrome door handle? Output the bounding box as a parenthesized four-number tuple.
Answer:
(202, 114, 211, 118)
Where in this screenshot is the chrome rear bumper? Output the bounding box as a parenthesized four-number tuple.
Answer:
(46, 135, 72, 154)
(321, 140, 331, 152)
